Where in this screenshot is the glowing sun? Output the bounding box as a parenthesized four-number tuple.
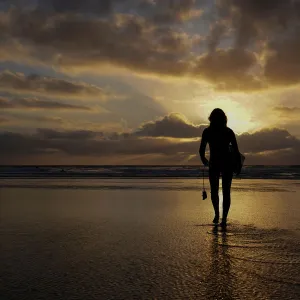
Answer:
(200, 97, 256, 134)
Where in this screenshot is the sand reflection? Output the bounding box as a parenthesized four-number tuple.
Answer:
(205, 225, 234, 300)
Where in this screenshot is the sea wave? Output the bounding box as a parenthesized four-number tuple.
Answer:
(0, 165, 299, 180)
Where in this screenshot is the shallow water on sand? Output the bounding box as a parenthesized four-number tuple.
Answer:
(1, 179, 299, 299)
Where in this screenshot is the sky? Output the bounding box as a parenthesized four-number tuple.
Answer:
(0, 0, 299, 165)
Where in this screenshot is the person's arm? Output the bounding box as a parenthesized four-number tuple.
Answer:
(199, 129, 209, 166)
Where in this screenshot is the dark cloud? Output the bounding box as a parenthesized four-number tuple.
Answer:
(264, 29, 300, 85)
(241, 148, 300, 165)
(135, 114, 300, 156)
(1, 2, 300, 90)
(0, 7, 263, 91)
(193, 48, 264, 90)
(1, 8, 259, 90)
(0, 131, 47, 156)
(0, 10, 194, 76)
(0, 112, 67, 126)
(238, 128, 300, 154)
(0, 96, 91, 110)
(213, 0, 300, 87)
(36, 128, 99, 140)
(0, 129, 197, 160)
(0, 121, 299, 164)
(0, 71, 106, 98)
(46, 0, 112, 14)
(216, 0, 296, 48)
(207, 20, 228, 53)
(273, 106, 300, 118)
(0, 0, 113, 13)
(151, 0, 202, 24)
(135, 113, 206, 138)
(41, 0, 201, 23)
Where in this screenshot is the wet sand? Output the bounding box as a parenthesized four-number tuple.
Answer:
(1, 179, 299, 299)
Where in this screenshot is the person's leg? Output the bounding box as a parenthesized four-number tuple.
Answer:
(221, 169, 233, 224)
(209, 167, 220, 223)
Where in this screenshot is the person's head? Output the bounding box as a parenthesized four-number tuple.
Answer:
(209, 108, 227, 128)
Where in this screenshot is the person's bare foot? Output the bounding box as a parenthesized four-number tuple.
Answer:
(213, 215, 219, 224)
(220, 219, 227, 227)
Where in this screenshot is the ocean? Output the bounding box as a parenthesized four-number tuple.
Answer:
(1, 165, 300, 179)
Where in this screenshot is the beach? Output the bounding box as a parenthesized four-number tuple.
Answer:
(1, 178, 300, 299)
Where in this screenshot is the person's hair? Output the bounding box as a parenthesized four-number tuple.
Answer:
(209, 108, 227, 127)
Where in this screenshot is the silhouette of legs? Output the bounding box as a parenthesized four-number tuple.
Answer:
(209, 166, 233, 225)
(209, 168, 220, 223)
(221, 169, 233, 224)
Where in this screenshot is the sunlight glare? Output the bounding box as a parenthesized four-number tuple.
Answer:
(200, 96, 256, 134)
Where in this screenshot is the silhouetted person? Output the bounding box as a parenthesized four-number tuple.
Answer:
(199, 108, 241, 226)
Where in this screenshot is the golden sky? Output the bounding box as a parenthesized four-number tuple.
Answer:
(0, 0, 299, 165)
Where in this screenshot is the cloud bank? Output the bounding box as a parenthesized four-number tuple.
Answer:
(135, 113, 206, 138)
(0, 113, 299, 164)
